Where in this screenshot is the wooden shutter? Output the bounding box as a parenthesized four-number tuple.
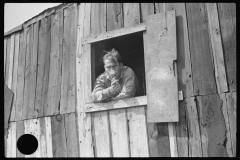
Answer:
(144, 10, 178, 122)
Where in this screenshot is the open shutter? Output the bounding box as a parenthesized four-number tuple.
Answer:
(144, 10, 178, 123)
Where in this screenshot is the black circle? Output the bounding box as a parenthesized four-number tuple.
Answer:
(17, 134, 38, 155)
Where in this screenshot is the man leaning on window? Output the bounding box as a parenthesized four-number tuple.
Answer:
(91, 48, 142, 103)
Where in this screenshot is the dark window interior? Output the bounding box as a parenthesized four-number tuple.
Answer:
(91, 31, 146, 96)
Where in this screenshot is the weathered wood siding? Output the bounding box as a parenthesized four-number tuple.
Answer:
(4, 3, 236, 157)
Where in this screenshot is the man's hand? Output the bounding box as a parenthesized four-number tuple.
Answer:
(109, 77, 121, 96)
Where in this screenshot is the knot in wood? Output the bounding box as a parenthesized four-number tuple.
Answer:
(57, 115, 62, 121)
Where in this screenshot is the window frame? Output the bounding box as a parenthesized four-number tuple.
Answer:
(81, 23, 147, 113)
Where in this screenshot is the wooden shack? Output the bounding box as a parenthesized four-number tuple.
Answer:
(4, 3, 236, 157)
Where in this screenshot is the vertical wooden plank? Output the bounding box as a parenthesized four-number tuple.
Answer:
(67, 4, 77, 113)
(24, 119, 30, 158)
(51, 115, 67, 157)
(64, 113, 79, 157)
(185, 97, 202, 157)
(15, 30, 26, 121)
(22, 26, 31, 120)
(217, 3, 236, 92)
(93, 111, 111, 157)
(16, 120, 25, 157)
(206, 3, 228, 94)
(91, 3, 106, 35)
(39, 117, 47, 157)
(76, 3, 94, 157)
(45, 117, 53, 157)
(197, 94, 228, 157)
(27, 22, 39, 119)
(60, 6, 70, 114)
(175, 100, 189, 157)
(109, 109, 130, 157)
(168, 123, 178, 157)
(8, 34, 15, 89)
(106, 3, 130, 157)
(47, 10, 63, 116)
(39, 117, 53, 157)
(10, 32, 20, 122)
(106, 3, 123, 31)
(24, 119, 40, 157)
(5, 36, 11, 85)
(220, 93, 233, 157)
(91, 3, 111, 157)
(35, 18, 47, 117)
(164, 3, 194, 97)
(4, 38, 7, 79)
(6, 122, 17, 157)
(226, 92, 236, 156)
(123, 2, 148, 157)
(124, 3, 140, 26)
(42, 16, 51, 117)
(127, 107, 149, 157)
(155, 3, 165, 13)
(186, 3, 217, 96)
(140, 3, 154, 23)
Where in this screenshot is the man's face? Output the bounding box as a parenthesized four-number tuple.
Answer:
(104, 59, 122, 80)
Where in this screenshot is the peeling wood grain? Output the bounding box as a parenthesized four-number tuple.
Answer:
(217, 3, 236, 92)
(34, 17, 48, 117)
(165, 3, 194, 98)
(226, 92, 236, 156)
(28, 22, 39, 119)
(91, 3, 106, 35)
(42, 16, 51, 117)
(22, 26, 31, 120)
(185, 97, 202, 157)
(67, 4, 77, 113)
(15, 31, 26, 121)
(206, 3, 228, 94)
(60, 7, 70, 114)
(47, 11, 63, 116)
(51, 115, 67, 157)
(76, 3, 94, 157)
(64, 113, 79, 157)
(186, 3, 217, 96)
(220, 93, 233, 157)
(197, 94, 228, 157)
(10, 33, 20, 122)
(107, 3, 123, 31)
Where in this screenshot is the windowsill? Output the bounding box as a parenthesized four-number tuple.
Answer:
(84, 96, 147, 113)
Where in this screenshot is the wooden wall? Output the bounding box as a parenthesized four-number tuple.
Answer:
(4, 3, 236, 157)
